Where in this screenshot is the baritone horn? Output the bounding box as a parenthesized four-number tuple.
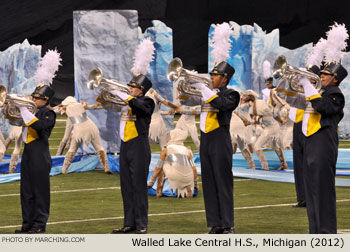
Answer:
(0, 84, 38, 126)
(167, 57, 213, 97)
(87, 67, 131, 105)
(273, 55, 321, 93)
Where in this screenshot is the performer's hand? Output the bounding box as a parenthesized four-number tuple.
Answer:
(110, 89, 131, 100)
(299, 77, 319, 97)
(18, 106, 37, 125)
(191, 83, 206, 90)
(16, 104, 28, 112)
(298, 77, 311, 87)
(17, 104, 28, 112)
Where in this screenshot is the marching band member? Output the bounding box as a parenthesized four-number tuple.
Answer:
(283, 65, 321, 208)
(106, 38, 155, 234)
(297, 63, 346, 233)
(179, 23, 240, 234)
(60, 96, 111, 175)
(291, 23, 347, 233)
(147, 129, 199, 198)
(14, 49, 60, 233)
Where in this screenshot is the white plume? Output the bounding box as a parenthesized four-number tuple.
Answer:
(263, 60, 271, 79)
(305, 37, 328, 67)
(324, 22, 348, 63)
(210, 22, 234, 63)
(34, 49, 62, 86)
(131, 38, 155, 75)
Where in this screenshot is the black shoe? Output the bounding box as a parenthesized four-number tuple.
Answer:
(111, 226, 136, 234)
(208, 226, 224, 234)
(14, 228, 30, 234)
(28, 227, 46, 234)
(135, 228, 148, 234)
(292, 201, 306, 208)
(222, 227, 235, 234)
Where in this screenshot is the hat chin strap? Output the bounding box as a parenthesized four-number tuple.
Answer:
(323, 76, 335, 87)
(217, 77, 226, 89)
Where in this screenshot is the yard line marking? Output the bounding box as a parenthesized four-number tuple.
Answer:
(338, 229, 350, 233)
(0, 178, 252, 197)
(8, 147, 61, 150)
(235, 179, 254, 182)
(198, 179, 254, 184)
(1, 199, 350, 229)
(0, 187, 120, 198)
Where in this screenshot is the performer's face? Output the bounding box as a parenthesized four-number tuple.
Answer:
(129, 86, 143, 96)
(320, 73, 338, 87)
(210, 74, 226, 88)
(32, 97, 47, 108)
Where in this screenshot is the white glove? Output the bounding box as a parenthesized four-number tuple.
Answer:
(192, 83, 217, 101)
(299, 77, 319, 98)
(110, 89, 131, 101)
(191, 83, 206, 90)
(298, 77, 310, 87)
(19, 106, 37, 125)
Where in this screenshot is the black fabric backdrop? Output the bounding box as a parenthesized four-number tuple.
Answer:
(1, 0, 350, 105)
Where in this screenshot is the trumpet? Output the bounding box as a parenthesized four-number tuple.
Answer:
(273, 55, 321, 93)
(0, 84, 38, 126)
(167, 58, 212, 97)
(87, 68, 131, 105)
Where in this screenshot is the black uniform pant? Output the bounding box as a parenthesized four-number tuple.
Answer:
(303, 126, 337, 233)
(200, 127, 234, 228)
(20, 140, 52, 230)
(119, 135, 151, 228)
(293, 122, 305, 203)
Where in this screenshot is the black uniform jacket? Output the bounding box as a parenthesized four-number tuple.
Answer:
(209, 86, 240, 127)
(25, 106, 56, 145)
(128, 96, 155, 136)
(311, 85, 345, 129)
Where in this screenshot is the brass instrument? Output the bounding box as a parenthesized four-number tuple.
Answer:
(273, 55, 321, 93)
(87, 67, 131, 105)
(0, 84, 38, 126)
(167, 58, 213, 97)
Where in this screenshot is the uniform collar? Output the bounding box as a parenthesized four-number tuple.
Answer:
(218, 86, 227, 92)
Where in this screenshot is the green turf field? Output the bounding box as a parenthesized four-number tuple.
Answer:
(1, 115, 349, 234)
